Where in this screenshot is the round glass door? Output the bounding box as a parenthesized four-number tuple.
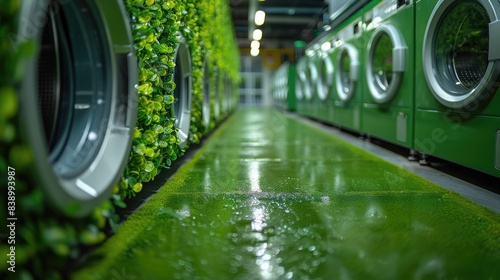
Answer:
(373, 33, 393, 91)
(366, 25, 406, 104)
(202, 56, 211, 130)
(335, 44, 359, 102)
(305, 59, 318, 100)
(317, 54, 334, 100)
(172, 34, 192, 148)
(296, 59, 307, 100)
(423, 0, 500, 108)
(18, 0, 138, 216)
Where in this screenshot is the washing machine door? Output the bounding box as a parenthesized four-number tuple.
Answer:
(280, 67, 289, 101)
(423, 0, 500, 109)
(317, 53, 335, 100)
(172, 33, 192, 148)
(366, 25, 406, 104)
(335, 43, 359, 103)
(213, 67, 221, 120)
(305, 58, 318, 100)
(296, 59, 307, 100)
(202, 54, 211, 131)
(17, 0, 138, 216)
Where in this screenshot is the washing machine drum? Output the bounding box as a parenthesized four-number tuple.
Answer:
(423, 0, 500, 109)
(17, 0, 138, 216)
(336, 43, 360, 103)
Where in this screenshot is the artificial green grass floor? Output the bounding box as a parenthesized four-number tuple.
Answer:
(74, 108, 500, 279)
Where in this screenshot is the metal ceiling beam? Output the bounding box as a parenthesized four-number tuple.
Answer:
(247, 0, 257, 40)
(264, 16, 312, 24)
(262, 7, 325, 14)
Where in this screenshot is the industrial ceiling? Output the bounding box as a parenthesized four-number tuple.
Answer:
(229, 0, 329, 49)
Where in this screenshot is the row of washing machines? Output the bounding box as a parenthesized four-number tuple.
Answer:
(272, 0, 500, 179)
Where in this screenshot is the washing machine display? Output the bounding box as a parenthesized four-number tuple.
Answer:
(415, 0, 500, 177)
(332, 14, 364, 132)
(363, 0, 415, 151)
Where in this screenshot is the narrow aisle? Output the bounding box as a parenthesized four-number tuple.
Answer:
(75, 108, 500, 279)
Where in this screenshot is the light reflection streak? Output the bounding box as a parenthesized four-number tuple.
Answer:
(246, 161, 281, 279)
(249, 161, 261, 192)
(203, 168, 211, 192)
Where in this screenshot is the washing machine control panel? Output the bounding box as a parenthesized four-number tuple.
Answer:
(366, 0, 413, 31)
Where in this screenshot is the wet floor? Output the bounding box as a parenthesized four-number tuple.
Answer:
(75, 108, 500, 279)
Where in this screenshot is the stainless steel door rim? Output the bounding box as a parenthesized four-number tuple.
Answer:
(17, 0, 138, 216)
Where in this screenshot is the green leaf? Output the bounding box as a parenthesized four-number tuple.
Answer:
(138, 11, 152, 23)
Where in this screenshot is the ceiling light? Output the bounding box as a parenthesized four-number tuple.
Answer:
(255, 10, 266, 26)
(321, 42, 332, 51)
(253, 29, 263, 40)
(250, 48, 260, 56)
(251, 40, 260, 49)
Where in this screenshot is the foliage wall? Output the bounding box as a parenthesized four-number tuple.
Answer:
(0, 0, 239, 278)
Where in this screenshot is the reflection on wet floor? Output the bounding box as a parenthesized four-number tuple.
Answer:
(75, 108, 500, 279)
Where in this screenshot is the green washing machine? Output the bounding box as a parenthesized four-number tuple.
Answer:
(295, 56, 310, 117)
(16, 0, 138, 216)
(272, 62, 289, 110)
(363, 0, 416, 154)
(274, 62, 297, 112)
(303, 50, 320, 118)
(312, 33, 336, 124)
(332, 11, 365, 133)
(304, 45, 323, 121)
(415, 0, 500, 178)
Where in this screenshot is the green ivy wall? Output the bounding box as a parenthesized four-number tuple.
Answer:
(0, 0, 239, 278)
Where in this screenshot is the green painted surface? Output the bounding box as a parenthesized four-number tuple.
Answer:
(74, 108, 500, 279)
(286, 64, 296, 111)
